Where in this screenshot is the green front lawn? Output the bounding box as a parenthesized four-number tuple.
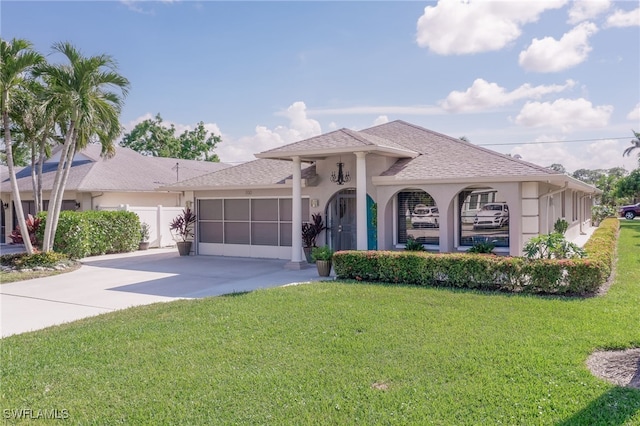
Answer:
(1, 222, 639, 424)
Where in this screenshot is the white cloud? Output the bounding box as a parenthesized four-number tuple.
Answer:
(568, 0, 610, 24)
(510, 137, 636, 172)
(519, 22, 598, 72)
(120, 0, 154, 14)
(123, 113, 222, 138)
(514, 98, 612, 132)
(373, 115, 389, 126)
(216, 101, 322, 163)
(605, 7, 640, 27)
(440, 79, 575, 112)
(328, 122, 338, 131)
(627, 103, 640, 121)
(416, 0, 567, 55)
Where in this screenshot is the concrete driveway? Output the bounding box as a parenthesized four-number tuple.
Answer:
(1, 249, 324, 338)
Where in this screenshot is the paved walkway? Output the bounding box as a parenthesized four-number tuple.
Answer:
(1, 249, 324, 338)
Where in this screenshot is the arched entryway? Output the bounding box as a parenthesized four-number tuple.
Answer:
(325, 189, 376, 251)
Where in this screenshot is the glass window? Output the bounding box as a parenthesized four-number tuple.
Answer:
(397, 190, 439, 245)
(459, 189, 509, 248)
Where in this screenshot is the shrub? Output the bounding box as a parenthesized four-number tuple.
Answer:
(523, 233, 585, 259)
(140, 222, 151, 242)
(591, 205, 616, 225)
(0, 252, 71, 270)
(334, 220, 619, 296)
(311, 245, 334, 261)
(302, 213, 326, 248)
(14, 252, 70, 269)
(467, 236, 496, 254)
(169, 208, 196, 242)
(404, 236, 425, 251)
(37, 210, 140, 259)
(8, 214, 42, 246)
(553, 218, 569, 235)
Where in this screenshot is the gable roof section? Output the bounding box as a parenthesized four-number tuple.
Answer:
(362, 120, 558, 180)
(256, 128, 417, 160)
(161, 159, 316, 190)
(0, 144, 231, 193)
(363, 121, 599, 192)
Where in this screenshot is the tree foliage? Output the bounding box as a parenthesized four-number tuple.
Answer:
(615, 168, 640, 202)
(622, 129, 640, 162)
(1, 37, 44, 255)
(547, 163, 566, 174)
(571, 167, 629, 206)
(121, 113, 221, 161)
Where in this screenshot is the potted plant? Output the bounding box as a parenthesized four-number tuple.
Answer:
(311, 245, 334, 277)
(302, 213, 326, 263)
(169, 208, 196, 256)
(139, 222, 151, 250)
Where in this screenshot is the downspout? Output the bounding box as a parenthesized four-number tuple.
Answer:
(90, 192, 104, 210)
(579, 193, 594, 235)
(538, 182, 568, 234)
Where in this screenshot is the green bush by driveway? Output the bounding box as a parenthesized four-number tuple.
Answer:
(1, 221, 638, 424)
(36, 210, 140, 258)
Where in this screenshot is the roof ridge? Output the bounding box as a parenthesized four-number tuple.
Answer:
(340, 128, 376, 146)
(372, 120, 558, 176)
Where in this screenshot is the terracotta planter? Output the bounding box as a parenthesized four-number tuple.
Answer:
(177, 241, 192, 256)
(138, 241, 150, 251)
(316, 260, 332, 277)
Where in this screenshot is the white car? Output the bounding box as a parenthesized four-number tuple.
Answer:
(473, 203, 509, 229)
(411, 205, 439, 228)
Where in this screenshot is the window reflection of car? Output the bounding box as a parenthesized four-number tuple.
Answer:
(473, 203, 509, 229)
(411, 204, 439, 228)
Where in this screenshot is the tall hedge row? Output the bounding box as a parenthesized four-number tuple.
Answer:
(37, 210, 141, 259)
(333, 218, 619, 296)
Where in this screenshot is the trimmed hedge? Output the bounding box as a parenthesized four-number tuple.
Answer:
(333, 218, 619, 296)
(36, 210, 141, 259)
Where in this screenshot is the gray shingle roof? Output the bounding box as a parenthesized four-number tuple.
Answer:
(362, 120, 558, 180)
(156, 120, 580, 190)
(163, 159, 315, 189)
(257, 128, 416, 159)
(0, 144, 231, 193)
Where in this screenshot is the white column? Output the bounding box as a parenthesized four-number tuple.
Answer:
(286, 156, 306, 269)
(356, 151, 368, 250)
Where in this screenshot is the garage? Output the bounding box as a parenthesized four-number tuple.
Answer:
(197, 197, 309, 259)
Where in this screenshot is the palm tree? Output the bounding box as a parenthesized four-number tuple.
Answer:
(37, 42, 129, 252)
(1, 38, 43, 254)
(623, 130, 640, 163)
(9, 80, 60, 213)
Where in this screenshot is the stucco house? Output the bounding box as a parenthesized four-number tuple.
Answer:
(161, 120, 600, 267)
(0, 144, 230, 243)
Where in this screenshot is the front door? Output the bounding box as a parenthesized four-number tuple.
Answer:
(326, 189, 356, 251)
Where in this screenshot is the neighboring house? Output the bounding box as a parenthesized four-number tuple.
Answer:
(161, 120, 601, 266)
(0, 144, 230, 243)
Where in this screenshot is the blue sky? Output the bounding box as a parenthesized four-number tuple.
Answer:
(3, 0, 639, 172)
